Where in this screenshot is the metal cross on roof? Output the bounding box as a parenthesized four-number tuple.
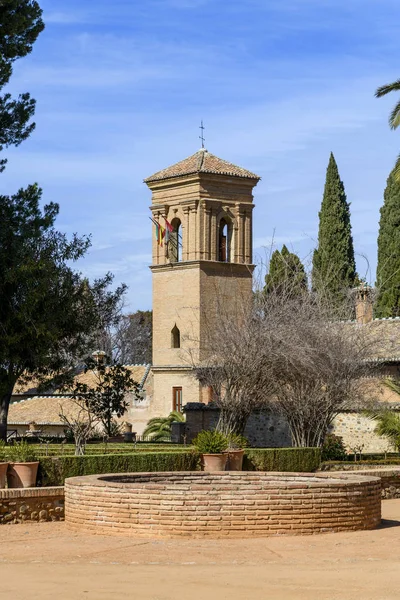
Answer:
(199, 120, 205, 148)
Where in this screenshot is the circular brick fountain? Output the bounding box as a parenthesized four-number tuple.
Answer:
(65, 471, 381, 538)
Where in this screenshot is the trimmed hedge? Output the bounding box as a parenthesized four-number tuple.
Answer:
(347, 453, 400, 462)
(38, 451, 199, 486)
(21, 444, 186, 457)
(321, 459, 400, 471)
(37, 447, 321, 486)
(244, 448, 321, 473)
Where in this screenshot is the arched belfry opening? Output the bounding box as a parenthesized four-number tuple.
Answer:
(171, 324, 180, 348)
(169, 218, 181, 263)
(218, 217, 233, 262)
(145, 147, 259, 414)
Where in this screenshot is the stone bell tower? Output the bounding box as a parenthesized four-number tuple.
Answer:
(144, 148, 260, 415)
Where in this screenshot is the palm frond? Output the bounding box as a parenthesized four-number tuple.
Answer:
(168, 410, 185, 423)
(367, 407, 400, 450)
(142, 410, 185, 440)
(389, 99, 400, 129)
(375, 79, 400, 98)
(392, 154, 400, 185)
(383, 378, 400, 396)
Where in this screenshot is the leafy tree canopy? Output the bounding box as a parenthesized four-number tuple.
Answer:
(264, 245, 307, 297)
(0, 185, 126, 439)
(0, 1, 44, 171)
(312, 153, 356, 303)
(70, 357, 140, 440)
(376, 169, 400, 317)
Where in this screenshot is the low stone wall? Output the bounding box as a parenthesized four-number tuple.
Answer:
(0, 487, 64, 524)
(329, 467, 400, 500)
(183, 404, 291, 447)
(65, 471, 381, 538)
(182, 404, 399, 453)
(330, 412, 395, 453)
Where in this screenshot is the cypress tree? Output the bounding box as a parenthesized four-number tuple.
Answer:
(312, 153, 356, 301)
(375, 169, 400, 317)
(265, 245, 307, 296)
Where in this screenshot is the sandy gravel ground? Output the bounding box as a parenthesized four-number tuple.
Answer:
(1, 500, 400, 600)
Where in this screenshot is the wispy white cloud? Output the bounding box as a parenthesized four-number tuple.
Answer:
(254, 233, 316, 249)
(44, 11, 86, 24)
(4, 0, 400, 307)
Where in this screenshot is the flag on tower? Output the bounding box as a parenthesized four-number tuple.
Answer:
(163, 217, 174, 244)
(157, 224, 166, 246)
(150, 217, 166, 246)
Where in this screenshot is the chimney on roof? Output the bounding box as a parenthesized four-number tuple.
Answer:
(92, 350, 106, 366)
(354, 283, 373, 324)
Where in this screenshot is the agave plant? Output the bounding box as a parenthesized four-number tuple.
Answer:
(143, 411, 185, 442)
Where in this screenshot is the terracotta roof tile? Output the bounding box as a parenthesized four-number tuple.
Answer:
(13, 365, 149, 396)
(144, 149, 260, 183)
(8, 396, 80, 425)
(358, 319, 400, 361)
(9, 365, 151, 426)
(73, 365, 148, 388)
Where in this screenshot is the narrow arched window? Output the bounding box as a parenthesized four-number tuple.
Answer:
(169, 218, 181, 262)
(218, 218, 232, 262)
(171, 324, 180, 348)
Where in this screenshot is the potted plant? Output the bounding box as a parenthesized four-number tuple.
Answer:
(0, 441, 8, 488)
(225, 434, 248, 471)
(193, 430, 229, 471)
(7, 441, 39, 488)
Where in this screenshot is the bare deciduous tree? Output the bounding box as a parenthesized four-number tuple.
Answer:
(192, 278, 380, 446)
(259, 292, 376, 447)
(114, 311, 152, 364)
(99, 311, 152, 364)
(191, 282, 276, 436)
(59, 398, 100, 456)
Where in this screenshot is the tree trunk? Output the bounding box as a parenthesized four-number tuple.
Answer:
(216, 407, 250, 436)
(288, 416, 330, 448)
(74, 435, 86, 456)
(0, 377, 16, 442)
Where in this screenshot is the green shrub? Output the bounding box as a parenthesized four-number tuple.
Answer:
(7, 441, 38, 462)
(192, 430, 229, 454)
(227, 433, 248, 450)
(17, 443, 188, 457)
(321, 434, 347, 461)
(348, 452, 400, 461)
(38, 451, 199, 486)
(0, 441, 6, 462)
(36, 446, 321, 486)
(321, 459, 400, 471)
(243, 448, 321, 472)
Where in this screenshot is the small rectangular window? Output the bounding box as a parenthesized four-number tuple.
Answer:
(172, 386, 183, 413)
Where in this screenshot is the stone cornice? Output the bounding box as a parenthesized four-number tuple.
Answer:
(151, 365, 193, 373)
(149, 260, 255, 274)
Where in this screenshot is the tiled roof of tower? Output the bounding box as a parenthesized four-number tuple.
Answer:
(144, 148, 260, 183)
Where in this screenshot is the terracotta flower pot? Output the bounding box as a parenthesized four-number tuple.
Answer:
(202, 453, 228, 472)
(0, 462, 8, 488)
(225, 449, 244, 471)
(7, 462, 39, 488)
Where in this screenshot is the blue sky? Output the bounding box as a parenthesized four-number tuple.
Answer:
(2, 0, 400, 310)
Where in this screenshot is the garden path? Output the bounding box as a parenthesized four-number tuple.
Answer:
(1, 500, 400, 599)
